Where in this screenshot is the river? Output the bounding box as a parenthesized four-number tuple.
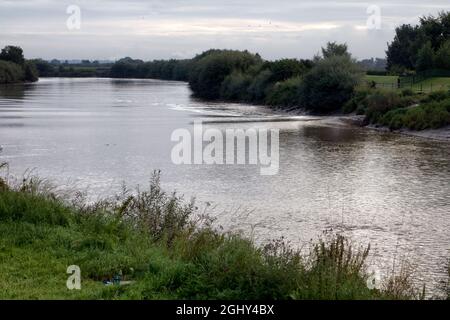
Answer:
(0, 78, 449, 294)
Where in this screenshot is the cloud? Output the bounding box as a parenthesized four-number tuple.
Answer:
(0, 0, 448, 60)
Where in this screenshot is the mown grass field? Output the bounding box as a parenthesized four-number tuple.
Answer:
(364, 75, 450, 92)
(365, 75, 399, 84)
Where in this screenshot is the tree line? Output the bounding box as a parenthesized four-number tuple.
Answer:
(387, 11, 450, 73)
(106, 44, 362, 114)
(0, 46, 38, 84)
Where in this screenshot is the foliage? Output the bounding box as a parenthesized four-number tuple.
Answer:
(0, 46, 25, 65)
(188, 50, 262, 99)
(386, 11, 450, 73)
(0, 60, 24, 84)
(110, 58, 191, 81)
(380, 98, 450, 130)
(435, 40, 450, 70)
(265, 77, 302, 108)
(299, 55, 363, 113)
(0, 46, 38, 83)
(322, 42, 351, 58)
(416, 41, 435, 71)
(0, 172, 422, 300)
(220, 71, 253, 101)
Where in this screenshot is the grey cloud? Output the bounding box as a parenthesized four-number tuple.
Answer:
(0, 0, 448, 60)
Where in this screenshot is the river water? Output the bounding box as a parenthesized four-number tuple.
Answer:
(0, 78, 449, 294)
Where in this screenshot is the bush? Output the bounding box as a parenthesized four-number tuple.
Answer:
(343, 88, 372, 114)
(380, 99, 450, 130)
(220, 71, 252, 101)
(0, 60, 24, 84)
(421, 90, 450, 103)
(401, 88, 414, 97)
(299, 55, 363, 113)
(265, 77, 302, 108)
(24, 61, 38, 82)
(189, 50, 262, 100)
(247, 69, 274, 103)
(364, 90, 417, 123)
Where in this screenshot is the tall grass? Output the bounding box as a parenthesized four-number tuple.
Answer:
(0, 170, 426, 299)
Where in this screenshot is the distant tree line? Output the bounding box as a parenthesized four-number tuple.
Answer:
(0, 46, 38, 84)
(387, 11, 450, 74)
(31, 59, 112, 78)
(358, 58, 387, 73)
(106, 44, 363, 113)
(109, 57, 191, 81)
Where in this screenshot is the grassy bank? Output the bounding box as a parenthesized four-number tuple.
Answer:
(344, 88, 450, 130)
(0, 167, 433, 300)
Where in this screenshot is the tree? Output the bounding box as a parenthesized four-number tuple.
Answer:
(24, 61, 38, 82)
(299, 55, 362, 113)
(0, 60, 24, 84)
(31, 59, 55, 76)
(386, 11, 450, 72)
(416, 41, 435, 71)
(386, 24, 419, 71)
(321, 42, 350, 58)
(0, 46, 25, 65)
(435, 40, 450, 70)
(188, 50, 262, 99)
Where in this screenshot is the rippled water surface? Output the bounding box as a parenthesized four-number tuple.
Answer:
(1, 78, 449, 293)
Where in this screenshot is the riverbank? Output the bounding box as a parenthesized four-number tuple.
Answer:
(320, 115, 450, 142)
(1, 169, 438, 300)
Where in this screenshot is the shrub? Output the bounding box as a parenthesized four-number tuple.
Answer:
(265, 77, 302, 108)
(247, 69, 274, 103)
(401, 88, 414, 97)
(380, 100, 450, 130)
(220, 71, 252, 101)
(364, 90, 403, 123)
(24, 61, 38, 82)
(343, 88, 372, 114)
(299, 55, 363, 113)
(189, 50, 262, 100)
(0, 60, 24, 84)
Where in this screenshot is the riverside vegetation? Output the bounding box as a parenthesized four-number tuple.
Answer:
(1, 164, 448, 300)
(0, 46, 38, 84)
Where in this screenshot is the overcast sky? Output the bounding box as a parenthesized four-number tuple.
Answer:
(0, 0, 448, 61)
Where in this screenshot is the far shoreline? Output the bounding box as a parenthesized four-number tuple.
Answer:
(26, 76, 450, 143)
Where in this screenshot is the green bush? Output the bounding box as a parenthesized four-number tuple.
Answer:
(343, 88, 372, 114)
(299, 55, 363, 113)
(0, 60, 24, 84)
(220, 71, 252, 101)
(247, 69, 274, 103)
(189, 50, 262, 100)
(380, 99, 450, 130)
(265, 77, 302, 108)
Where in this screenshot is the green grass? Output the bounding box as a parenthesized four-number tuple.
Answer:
(365, 75, 399, 84)
(345, 87, 450, 130)
(0, 171, 427, 300)
(364, 75, 450, 93)
(415, 77, 450, 92)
